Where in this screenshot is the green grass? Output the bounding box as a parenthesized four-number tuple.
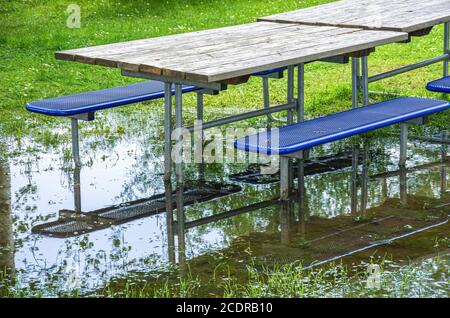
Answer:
(1, 0, 449, 142)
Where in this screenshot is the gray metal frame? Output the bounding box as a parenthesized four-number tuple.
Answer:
(367, 22, 450, 85)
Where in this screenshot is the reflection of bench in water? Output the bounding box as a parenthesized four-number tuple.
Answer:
(370, 157, 450, 180)
(31, 183, 241, 238)
(229, 151, 365, 184)
(243, 196, 449, 268)
(175, 194, 449, 275)
(173, 144, 449, 267)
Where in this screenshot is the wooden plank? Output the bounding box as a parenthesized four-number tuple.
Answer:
(188, 30, 407, 82)
(56, 22, 407, 83)
(259, 0, 450, 33)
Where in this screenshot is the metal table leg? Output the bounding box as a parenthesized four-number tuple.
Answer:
(361, 55, 369, 106)
(351, 146, 359, 214)
(196, 92, 205, 183)
(361, 143, 369, 214)
(286, 66, 296, 190)
(163, 83, 175, 264)
(352, 57, 360, 108)
(287, 65, 295, 124)
(444, 22, 449, 77)
(174, 84, 186, 264)
(297, 63, 305, 123)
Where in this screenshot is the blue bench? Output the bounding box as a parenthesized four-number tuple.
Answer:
(26, 67, 290, 167)
(426, 76, 450, 93)
(235, 97, 450, 199)
(26, 81, 201, 166)
(26, 81, 199, 117)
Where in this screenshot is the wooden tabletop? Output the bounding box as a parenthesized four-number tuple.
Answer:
(56, 22, 407, 83)
(260, 0, 450, 33)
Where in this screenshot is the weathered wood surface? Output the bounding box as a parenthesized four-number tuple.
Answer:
(259, 0, 450, 33)
(56, 22, 406, 83)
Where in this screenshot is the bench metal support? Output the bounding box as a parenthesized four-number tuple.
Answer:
(71, 118, 81, 167)
(73, 165, 82, 214)
(399, 165, 408, 206)
(399, 123, 408, 167)
(368, 54, 450, 83)
(185, 101, 297, 133)
(363, 22, 450, 95)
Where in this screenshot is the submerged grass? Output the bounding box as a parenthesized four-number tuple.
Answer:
(4, 253, 448, 298)
(102, 255, 450, 298)
(5, 255, 447, 298)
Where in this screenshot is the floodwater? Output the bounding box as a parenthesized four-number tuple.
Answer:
(0, 108, 449, 297)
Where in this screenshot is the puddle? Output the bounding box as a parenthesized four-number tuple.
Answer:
(0, 109, 449, 297)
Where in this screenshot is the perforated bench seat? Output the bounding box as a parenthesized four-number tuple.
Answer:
(26, 81, 199, 117)
(426, 76, 450, 94)
(235, 97, 450, 155)
(26, 66, 292, 117)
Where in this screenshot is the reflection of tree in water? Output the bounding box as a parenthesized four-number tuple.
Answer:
(0, 156, 14, 277)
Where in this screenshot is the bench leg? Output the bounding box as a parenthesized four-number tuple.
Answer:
(71, 118, 81, 167)
(351, 146, 359, 214)
(440, 133, 447, 197)
(297, 157, 307, 235)
(174, 84, 186, 265)
(399, 165, 408, 206)
(351, 57, 360, 108)
(280, 156, 291, 200)
(164, 83, 175, 264)
(73, 164, 82, 214)
(444, 22, 449, 77)
(280, 199, 294, 244)
(399, 123, 408, 167)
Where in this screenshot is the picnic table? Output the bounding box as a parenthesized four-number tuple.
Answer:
(55, 21, 407, 258)
(261, 0, 450, 96)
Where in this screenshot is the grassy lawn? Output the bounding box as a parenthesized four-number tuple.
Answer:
(1, 0, 449, 142)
